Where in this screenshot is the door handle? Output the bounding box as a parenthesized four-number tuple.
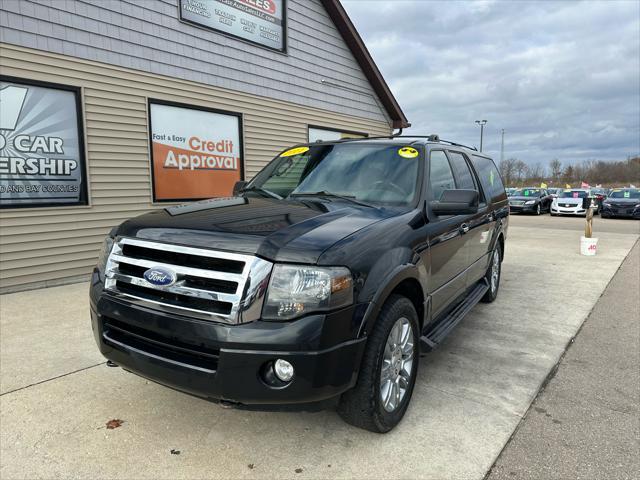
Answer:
(460, 223, 470, 234)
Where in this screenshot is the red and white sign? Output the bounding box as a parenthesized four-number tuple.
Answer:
(149, 101, 242, 201)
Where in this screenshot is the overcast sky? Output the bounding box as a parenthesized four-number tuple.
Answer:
(343, 0, 640, 166)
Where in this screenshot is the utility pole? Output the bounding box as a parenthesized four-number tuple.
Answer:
(500, 128, 505, 162)
(475, 120, 487, 152)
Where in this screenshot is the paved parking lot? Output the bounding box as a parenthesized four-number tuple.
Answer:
(1, 215, 638, 479)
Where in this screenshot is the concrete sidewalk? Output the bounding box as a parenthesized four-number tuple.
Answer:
(488, 240, 640, 480)
(1, 216, 638, 479)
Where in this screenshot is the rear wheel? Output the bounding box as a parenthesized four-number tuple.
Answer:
(338, 295, 419, 433)
(481, 243, 502, 303)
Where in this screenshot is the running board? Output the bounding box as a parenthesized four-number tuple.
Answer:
(420, 280, 489, 352)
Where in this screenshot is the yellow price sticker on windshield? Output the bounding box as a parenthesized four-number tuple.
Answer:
(280, 146, 309, 157)
(398, 147, 419, 158)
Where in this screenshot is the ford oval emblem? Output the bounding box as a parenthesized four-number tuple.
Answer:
(143, 267, 177, 287)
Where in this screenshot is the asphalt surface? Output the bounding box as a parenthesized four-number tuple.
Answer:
(487, 239, 640, 480)
(0, 214, 638, 479)
(509, 211, 640, 234)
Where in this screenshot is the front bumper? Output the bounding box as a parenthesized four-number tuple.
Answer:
(509, 204, 536, 213)
(90, 270, 367, 406)
(551, 205, 587, 215)
(601, 205, 640, 218)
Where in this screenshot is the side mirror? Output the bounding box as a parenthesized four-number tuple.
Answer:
(233, 180, 248, 196)
(430, 189, 479, 216)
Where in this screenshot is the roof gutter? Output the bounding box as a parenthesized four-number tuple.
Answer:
(320, 0, 410, 129)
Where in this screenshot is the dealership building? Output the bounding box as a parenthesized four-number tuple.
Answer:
(0, 0, 409, 292)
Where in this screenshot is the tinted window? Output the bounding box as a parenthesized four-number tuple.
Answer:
(560, 190, 589, 199)
(251, 143, 421, 205)
(447, 151, 476, 190)
(261, 153, 311, 194)
(609, 189, 640, 199)
(471, 155, 506, 202)
(513, 188, 541, 197)
(429, 150, 456, 200)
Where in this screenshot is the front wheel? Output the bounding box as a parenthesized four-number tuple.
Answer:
(337, 295, 419, 433)
(535, 204, 541, 215)
(481, 243, 502, 303)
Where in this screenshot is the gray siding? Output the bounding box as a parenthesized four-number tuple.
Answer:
(0, 0, 391, 125)
(0, 43, 392, 292)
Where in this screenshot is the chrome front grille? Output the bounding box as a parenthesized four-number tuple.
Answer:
(509, 200, 524, 206)
(104, 237, 273, 324)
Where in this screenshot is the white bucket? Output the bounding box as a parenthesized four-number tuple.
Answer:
(580, 236, 598, 256)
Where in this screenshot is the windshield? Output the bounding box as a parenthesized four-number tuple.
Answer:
(249, 143, 421, 206)
(513, 188, 540, 197)
(560, 190, 588, 198)
(609, 189, 640, 199)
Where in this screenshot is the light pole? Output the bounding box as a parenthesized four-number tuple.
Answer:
(475, 119, 487, 152)
(500, 128, 505, 162)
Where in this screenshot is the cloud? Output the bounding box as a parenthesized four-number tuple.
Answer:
(343, 0, 640, 165)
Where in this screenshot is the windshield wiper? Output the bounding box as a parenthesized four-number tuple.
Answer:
(241, 186, 282, 200)
(290, 191, 377, 209)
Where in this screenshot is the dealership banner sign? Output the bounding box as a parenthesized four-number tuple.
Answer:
(149, 100, 243, 202)
(180, 0, 285, 51)
(0, 78, 87, 208)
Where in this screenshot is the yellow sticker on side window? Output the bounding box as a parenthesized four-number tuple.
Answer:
(280, 146, 309, 157)
(398, 147, 419, 158)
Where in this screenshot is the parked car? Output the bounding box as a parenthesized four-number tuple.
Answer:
(590, 188, 608, 210)
(547, 187, 563, 198)
(508, 187, 553, 215)
(550, 189, 594, 216)
(600, 188, 640, 219)
(90, 135, 509, 432)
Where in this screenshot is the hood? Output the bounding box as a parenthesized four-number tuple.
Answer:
(509, 196, 539, 202)
(605, 197, 639, 204)
(554, 197, 583, 205)
(115, 195, 398, 264)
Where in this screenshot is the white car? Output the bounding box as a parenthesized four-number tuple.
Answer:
(550, 189, 596, 216)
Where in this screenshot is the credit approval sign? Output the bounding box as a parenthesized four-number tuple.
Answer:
(180, 0, 286, 51)
(149, 100, 243, 202)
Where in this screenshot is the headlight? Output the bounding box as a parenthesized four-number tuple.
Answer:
(97, 236, 114, 271)
(524, 200, 536, 205)
(603, 201, 612, 206)
(263, 265, 353, 320)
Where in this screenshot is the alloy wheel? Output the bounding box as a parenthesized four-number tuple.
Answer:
(380, 317, 414, 412)
(491, 249, 500, 293)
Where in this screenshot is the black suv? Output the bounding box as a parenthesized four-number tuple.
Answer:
(90, 136, 509, 432)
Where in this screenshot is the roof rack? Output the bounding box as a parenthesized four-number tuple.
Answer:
(319, 134, 478, 151)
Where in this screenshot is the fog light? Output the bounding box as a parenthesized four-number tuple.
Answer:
(274, 359, 294, 382)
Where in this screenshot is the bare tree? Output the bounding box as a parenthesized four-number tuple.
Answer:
(549, 159, 562, 182)
(498, 158, 518, 186)
(515, 160, 528, 184)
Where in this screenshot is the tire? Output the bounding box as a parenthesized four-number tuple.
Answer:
(535, 204, 541, 215)
(481, 243, 502, 303)
(337, 294, 419, 433)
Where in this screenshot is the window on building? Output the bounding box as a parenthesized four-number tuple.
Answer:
(308, 126, 367, 142)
